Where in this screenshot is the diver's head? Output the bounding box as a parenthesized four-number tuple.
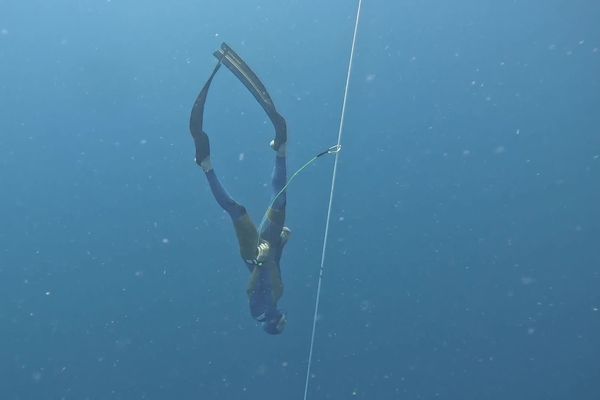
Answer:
(263, 312, 287, 335)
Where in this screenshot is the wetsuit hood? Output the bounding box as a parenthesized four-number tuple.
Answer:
(263, 311, 287, 335)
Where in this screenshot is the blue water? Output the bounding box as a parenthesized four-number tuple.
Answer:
(1, 0, 599, 399)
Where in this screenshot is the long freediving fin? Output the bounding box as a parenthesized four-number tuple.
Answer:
(189, 61, 222, 138)
(213, 42, 287, 149)
(214, 43, 274, 109)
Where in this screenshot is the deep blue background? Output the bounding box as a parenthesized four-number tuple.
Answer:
(1, 0, 599, 399)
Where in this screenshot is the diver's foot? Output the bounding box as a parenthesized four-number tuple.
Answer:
(194, 131, 211, 170)
(199, 157, 213, 172)
(270, 112, 287, 155)
(280, 227, 292, 245)
(270, 139, 287, 157)
(272, 113, 287, 145)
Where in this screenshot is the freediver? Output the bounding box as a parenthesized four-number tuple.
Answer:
(189, 43, 289, 335)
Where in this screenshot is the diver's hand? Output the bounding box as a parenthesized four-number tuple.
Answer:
(256, 241, 271, 264)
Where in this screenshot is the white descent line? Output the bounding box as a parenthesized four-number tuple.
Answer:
(303, 0, 363, 399)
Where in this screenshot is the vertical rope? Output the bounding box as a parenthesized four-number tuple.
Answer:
(303, 1, 363, 399)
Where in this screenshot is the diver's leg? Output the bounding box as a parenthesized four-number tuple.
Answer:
(203, 168, 245, 219)
(270, 150, 287, 211)
(260, 149, 288, 240)
(202, 163, 258, 262)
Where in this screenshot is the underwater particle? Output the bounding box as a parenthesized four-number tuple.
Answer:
(462, 149, 471, 156)
(281, 361, 288, 367)
(366, 73, 376, 82)
(515, 129, 520, 135)
(1, 28, 8, 35)
(520, 276, 535, 285)
(494, 145, 506, 154)
(352, 388, 358, 396)
(161, 238, 169, 244)
(115, 337, 132, 349)
(593, 307, 598, 312)
(359, 299, 371, 312)
(45, 291, 51, 296)
(139, 139, 147, 145)
(527, 327, 535, 335)
(32, 371, 42, 382)
(578, 40, 585, 45)
(239, 153, 245, 161)
(256, 364, 267, 375)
